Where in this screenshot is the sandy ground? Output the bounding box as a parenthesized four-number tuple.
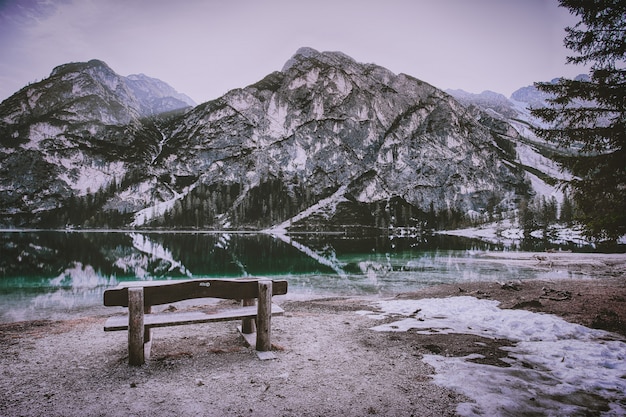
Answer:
(0, 252, 624, 417)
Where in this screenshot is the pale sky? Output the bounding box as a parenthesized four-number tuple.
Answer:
(0, 0, 585, 104)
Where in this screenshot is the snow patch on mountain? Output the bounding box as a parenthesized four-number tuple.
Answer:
(22, 123, 66, 150)
(514, 140, 571, 203)
(131, 184, 195, 227)
(288, 67, 321, 90)
(56, 160, 125, 196)
(287, 144, 308, 172)
(266, 184, 349, 233)
(266, 95, 290, 137)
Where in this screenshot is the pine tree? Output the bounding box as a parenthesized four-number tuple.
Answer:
(531, 0, 625, 240)
(560, 190, 575, 224)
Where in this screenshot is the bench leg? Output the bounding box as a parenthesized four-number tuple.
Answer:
(241, 298, 256, 334)
(128, 287, 145, 366)
(144, 305, 152, 361)
(256, 280, 272, 352)
(144, 305, 152, 343)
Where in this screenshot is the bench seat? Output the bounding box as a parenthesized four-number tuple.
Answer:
(104, 303, 284, 330)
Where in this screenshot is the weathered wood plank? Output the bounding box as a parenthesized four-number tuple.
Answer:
(128, 288, 144, 366)
(104, 303, 285, 331)
(256, 280, 272, 352)
(104, 279, 288, 307)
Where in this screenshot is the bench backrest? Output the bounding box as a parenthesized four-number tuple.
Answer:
(104, 278, 288, 307)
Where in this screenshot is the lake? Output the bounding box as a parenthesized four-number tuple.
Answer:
(0, 230, 610, 322)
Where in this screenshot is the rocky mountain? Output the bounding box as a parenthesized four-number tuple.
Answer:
(446, 89, 520, 120)
(0, 48, 566, 232)
(125, 73, 196, 115)
(446, 81, 581, 208)
(0, 59, 195, 226)
(447, 73, 591, 127)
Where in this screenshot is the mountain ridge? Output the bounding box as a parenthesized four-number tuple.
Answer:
(0, 48, 567, 232)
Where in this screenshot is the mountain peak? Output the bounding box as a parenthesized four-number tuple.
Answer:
(49, 59, 113, 78)
(293, 46, 320, 59)
(281, 47, 357, 72)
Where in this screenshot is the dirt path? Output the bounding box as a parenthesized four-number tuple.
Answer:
(1, 300, 465, 417)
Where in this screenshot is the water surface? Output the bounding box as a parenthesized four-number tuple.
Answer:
(0, 231, 602, 322)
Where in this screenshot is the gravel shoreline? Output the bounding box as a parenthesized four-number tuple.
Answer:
(1, 252, 624, 416)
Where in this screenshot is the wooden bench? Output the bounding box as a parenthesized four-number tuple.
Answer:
(103, 278, 288, 365)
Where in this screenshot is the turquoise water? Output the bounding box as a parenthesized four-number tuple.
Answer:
(0, 231, 601, 322)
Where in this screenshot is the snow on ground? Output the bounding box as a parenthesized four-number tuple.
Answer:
(359, 296, 626, 416)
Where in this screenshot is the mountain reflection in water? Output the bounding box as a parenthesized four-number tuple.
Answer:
(0, 231, 598, 322)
